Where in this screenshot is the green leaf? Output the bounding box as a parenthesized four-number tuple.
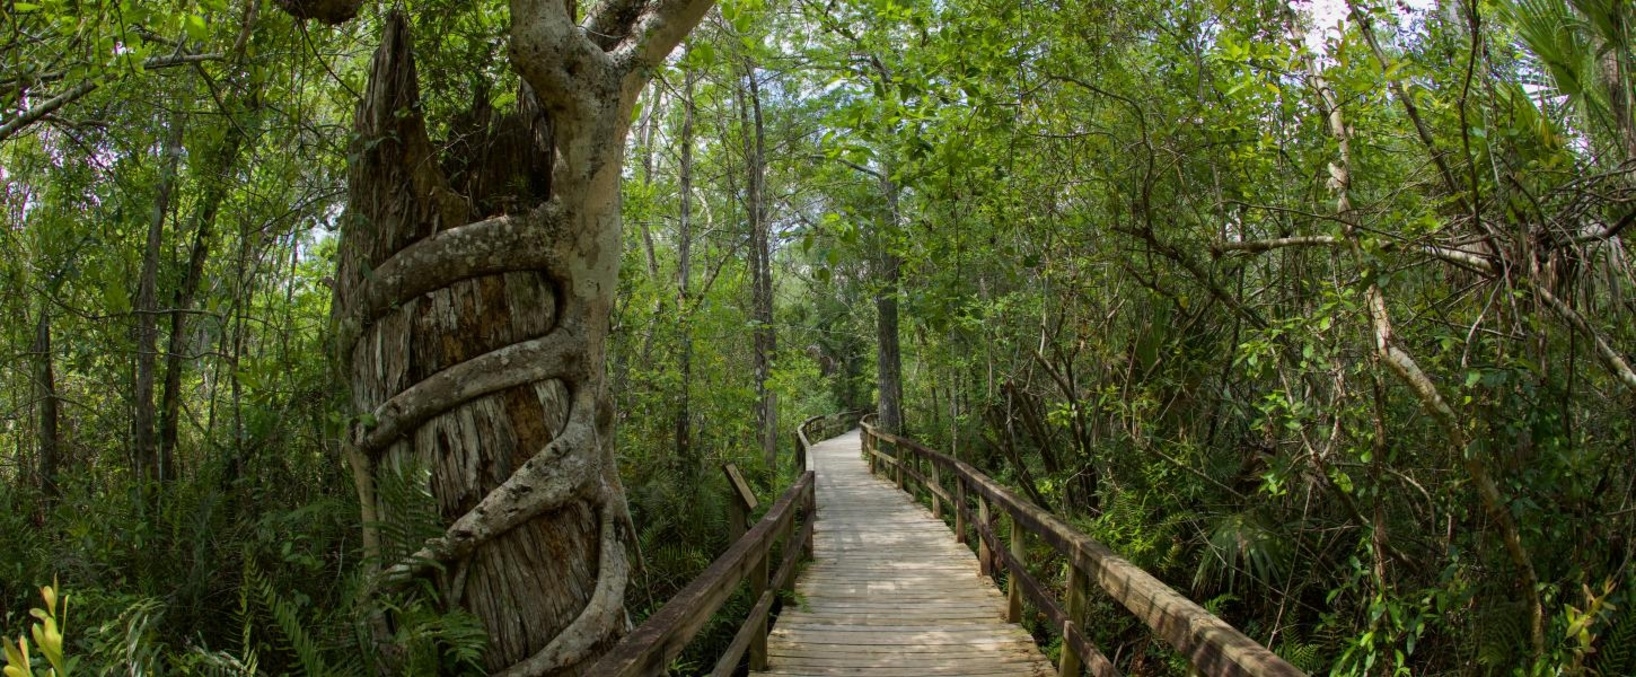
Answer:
(185, 13, 208, 41)
(14, 2, 40, 11)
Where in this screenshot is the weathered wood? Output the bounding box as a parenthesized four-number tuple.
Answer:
(1006, 513, 1025, 623)
(1060, 565, 1087, 677)
(930, 462, 943, 518)
(984, 521, 1121, 677)
(753, 430, 1053, 677)
(864, 425, 1306, 677)
(725, 463, 760, 511)
(585, 471, 812, 677)
(725, 463, 756, 545)
(711, 516, 814, 677)
(977, 494, 993, 577)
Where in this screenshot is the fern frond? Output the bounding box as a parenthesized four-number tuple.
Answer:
(1591, 608, 1636, 675)
(246, 557, 331, 676)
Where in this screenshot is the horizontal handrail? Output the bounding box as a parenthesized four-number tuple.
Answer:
(584, 471, 815, 677)
(795, 410, 866, 471)
(861, 422, 1305, 677)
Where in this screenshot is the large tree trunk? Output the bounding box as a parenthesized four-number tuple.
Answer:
(320, 3, 713, 672)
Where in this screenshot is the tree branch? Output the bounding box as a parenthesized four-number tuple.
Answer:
(334, 206, 568, 358)
(612, 0, 718, 75)
(1217, 233, 1498, 274)
(510, 0, 614, 125)
(1536, 286, 1636, 391)
(0, 81, 95, 144)
(357, 330, 587, 455)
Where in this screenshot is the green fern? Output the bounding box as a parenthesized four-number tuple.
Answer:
(85, 596, 164, 676)
(245, 556, 356, 677)
(384, 597, 487, 675)
(1591, 608, 1636, 676)
(1273, 637, 1324, 673)
(1471, 601, 1528, 670)
(371, 462, 444, 568)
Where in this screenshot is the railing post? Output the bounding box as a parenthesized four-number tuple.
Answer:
(802, 481, 815, 558)
(893, 442, 905, 491)
(954, 479, 967, 544)
(794, 431, 806, 473)
(1060, 563, 1087, 676)
(750, 538, 770, 669)
(929, 460, 942, 519)
(866, 431, 877, 475)
(722, 463, 757, 543)
(1006, 512, 1024, 623)
(977, 495, 992, 577)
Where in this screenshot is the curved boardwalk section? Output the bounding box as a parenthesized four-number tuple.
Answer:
(753, 430, 1054, 677)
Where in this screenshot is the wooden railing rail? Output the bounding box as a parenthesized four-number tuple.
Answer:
(795, 409, 865, 471)
(584, 470, 816, 677)
(860, 421, 1306, 677)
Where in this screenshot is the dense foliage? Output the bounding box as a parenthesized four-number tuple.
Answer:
(2, 0, 1632, 673)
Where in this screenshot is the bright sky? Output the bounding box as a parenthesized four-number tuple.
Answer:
(1298, 0, 1438, 51)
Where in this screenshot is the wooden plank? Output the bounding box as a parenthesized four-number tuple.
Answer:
(753, 430, 1053, 677)
(586, 472, 812, 677)
(711, 516, 815, 676)
(754, 664, 1053, 677)
(866, 425, 1306, 677)
(723, 463, 760, 511)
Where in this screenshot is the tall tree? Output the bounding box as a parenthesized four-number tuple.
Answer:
(32, 307, 59, 499)
(738, 60, 777, 465)
(675, 64, 697, 463)
(298, 1, 716, 671)
(133, 117, 186, 483)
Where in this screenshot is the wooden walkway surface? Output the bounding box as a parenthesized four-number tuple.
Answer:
(752, 430, 1054, 677)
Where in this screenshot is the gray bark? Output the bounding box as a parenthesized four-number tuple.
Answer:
(740, 61, 777, 467)
(874, 176, 903, 436)
(675, 67, 696, 464)
(319, 3, 713, 672)
(161, 112, 250, 472)
(34, 308, 59, 499)
(134, 118, 185, 483)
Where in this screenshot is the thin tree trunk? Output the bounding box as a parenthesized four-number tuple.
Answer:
(160, 116, 249, 474)
(134, 117, 186, 483)
(875, 175, 904, 436)
(675, 66, 696, 464)
(736, 60, 777, 468)
(1311, 65, 1546, 659)
(33, 307, 60, 499)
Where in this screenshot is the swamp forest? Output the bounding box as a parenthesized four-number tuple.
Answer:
(1, 0, 1634, 673)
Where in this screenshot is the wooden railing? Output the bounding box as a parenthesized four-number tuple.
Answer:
(795, 409, 865, 471)
(584, 470, 815, 677)
(860, 418, 1306, 677)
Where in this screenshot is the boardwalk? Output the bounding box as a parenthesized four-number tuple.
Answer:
(753, 430, 1055, 677)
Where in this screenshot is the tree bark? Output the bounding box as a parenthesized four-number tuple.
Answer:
(739, 60, 777, 467)
(874, 176, 904, 436)
(160, 112, 250, 474)
(134, 117, 185, 484)
(674, 66, 696, 465)
(1310, 65, 1546, 659)
(33, 307, 60, 499)
(320, 3, 713, 672)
